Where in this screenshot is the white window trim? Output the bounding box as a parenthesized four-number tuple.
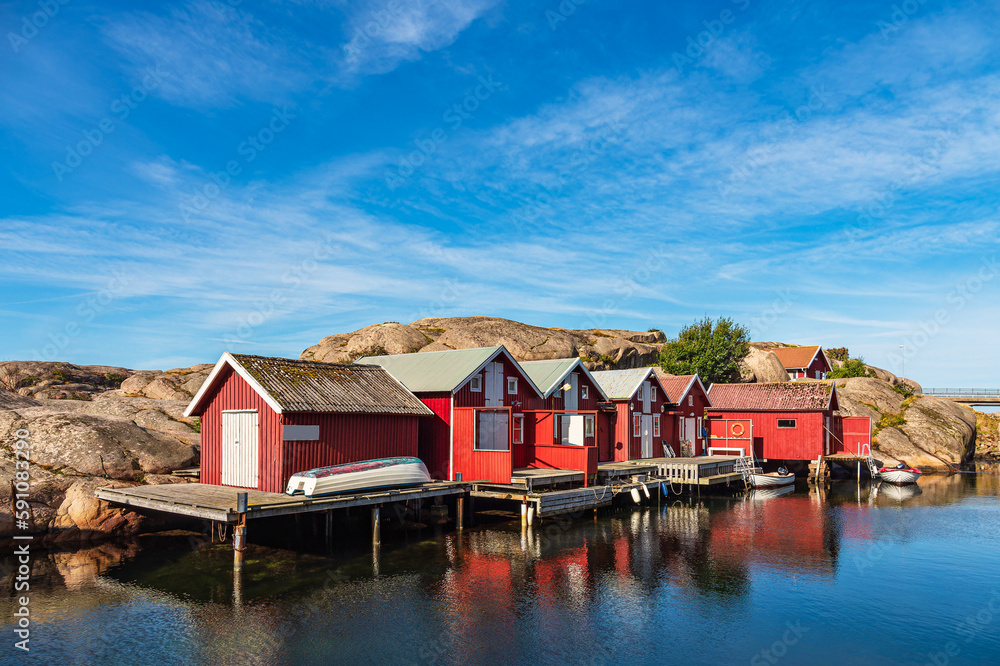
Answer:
(507, 376, 518, 395)
(688, 395, 693, 406)
(513, 415, 524, 444)
(633, 414, 641, 437)
(651, 386, 657, 402)
(470, 374, 482, 392)
(777, 419, 797, 429)
(581, 385, 589, 400)
(653, 414, 660, 438)
(584, 415, 595, 437)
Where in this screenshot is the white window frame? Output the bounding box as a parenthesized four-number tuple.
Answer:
(584, 415, 595, 437)
(777, 419, 797, 429)
(470, 374, 482, 392)
(507, 376, 518, 395)
(581, 385, 589, 400)
(651, 386, 657, 402)
(696, 417, 703, 439)
(653, 414, 660, 438)
(633, 414, 641, 437)
(513, 415, 524, 444)
(688, 395, 693, 406)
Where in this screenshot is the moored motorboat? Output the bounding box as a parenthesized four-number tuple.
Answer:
(285, 457, 431, 497)
(878, 464, 922, 485)
(748, 467, 796, 488)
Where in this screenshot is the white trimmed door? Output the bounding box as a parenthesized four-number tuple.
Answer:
(641, 415, 653, 458)
(222, 410, 259, 488)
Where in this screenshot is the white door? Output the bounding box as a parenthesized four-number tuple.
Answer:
(641, 415, 653, 458)
(685, 417, 696, 445)
(563, 373, 584, 445)
(642, 381, 651, 413)
(483, 362, 504, 406)
(825, 416, 831, 454)
(222, 410, 259, 488)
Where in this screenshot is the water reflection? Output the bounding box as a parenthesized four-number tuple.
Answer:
(4, 470, 999, 665)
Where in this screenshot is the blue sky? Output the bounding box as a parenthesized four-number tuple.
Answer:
(1, 0, 998, 387)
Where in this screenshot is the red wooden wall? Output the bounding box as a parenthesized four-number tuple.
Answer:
(453, 354, 538, 409)
(199, 366, 281, 491)
(525, 370, 603, 412)
(835, 416, 872, 455)
(451, 406, 513, 483)
(668, 381, 711, 454)
(704, 409, 830, 461)
(417, 392, 453, 480)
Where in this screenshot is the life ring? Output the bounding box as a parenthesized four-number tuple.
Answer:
(731, 422, 745, 437)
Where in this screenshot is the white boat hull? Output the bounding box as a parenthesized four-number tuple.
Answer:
(879, 469, 921, 485)
(286, 457, 431, 497)
(748, 472, 796, 488)
(749, 485, 795, 500)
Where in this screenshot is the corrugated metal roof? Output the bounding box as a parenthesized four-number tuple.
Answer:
(591, 368, 654, 400)
(229, 353, 432, 415)
(354, 346, 503, 393)
(520, 358, 610, 400)
(707, 382, 834, 411)
(763, 346, 821, 370)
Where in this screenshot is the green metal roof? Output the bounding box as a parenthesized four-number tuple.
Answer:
(520, 358, 609, 400)
(354, 345, 505, 393)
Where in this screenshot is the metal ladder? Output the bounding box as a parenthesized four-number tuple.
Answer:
(862, 444, 880, 478)
(734, 455, 762, 488)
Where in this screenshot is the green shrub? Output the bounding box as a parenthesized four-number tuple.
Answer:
(191, 418, 201, 433)
(826, 357, 875, 379)
(103, 372, 128, 388)
(892, 382, 915, 398)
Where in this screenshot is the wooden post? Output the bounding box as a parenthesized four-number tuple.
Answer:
(372, 505, 381, 547)
(456, 496, 465, 531)
(521, 502, 527, 527)
(325, 509, 333, 549)
(527, 503, 535, 527)
(234, 492, 247, 571)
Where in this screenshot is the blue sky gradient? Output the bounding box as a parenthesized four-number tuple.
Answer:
(1, 0, 998, 387)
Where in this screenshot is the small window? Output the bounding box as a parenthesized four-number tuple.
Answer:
(581, 385, 589, 400)
(653, 415, 660, 437)
(633, 414, 641, 437)
(513, 415, 524, 444)
(585, 415, 595, 437)
(777, 419, 797, 429)
(507, 377, 518, 395)
(697, 417, 703, 439)
(688, 395, 693, 406)
(470, 374, 482, 392)
(651, 386, 657, 402)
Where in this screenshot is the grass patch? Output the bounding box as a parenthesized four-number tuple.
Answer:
(892, 382, 915, 398)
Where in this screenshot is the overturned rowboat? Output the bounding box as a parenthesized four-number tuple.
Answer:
(285, 457, 431, 497)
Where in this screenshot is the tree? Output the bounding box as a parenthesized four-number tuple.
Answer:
(826, 357, 874, 379)
(658, 317, 750, 386)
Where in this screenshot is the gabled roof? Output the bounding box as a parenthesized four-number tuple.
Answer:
(519, 358, 610, 400)
(184, 353, 433, 417)
(707, 382, 838, 411)
(354, 345, 543, 397)
(763, 345, 828, 371)
(590, 367, 660, 401)
(653, 370, 711, 407)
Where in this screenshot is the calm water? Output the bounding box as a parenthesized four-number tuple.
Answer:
(4, 472, 1000, 666)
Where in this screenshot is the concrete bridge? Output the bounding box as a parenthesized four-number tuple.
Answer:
(921, 389, 1000, 406)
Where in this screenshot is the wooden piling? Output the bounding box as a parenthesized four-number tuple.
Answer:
(371, 505, 381, 547)
(234, 492, 248, 570)
(456, 496, 464, 531)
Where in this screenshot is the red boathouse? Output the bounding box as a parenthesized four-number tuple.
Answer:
(654, 371, 712, 456)
(591, 368, 669, 461)
(705, 382, 839, 463)
(519, 358, 610, 477)
(355, 345, 544, 483)
(763, 345, 832, 380)
(184, 353, 433, 493)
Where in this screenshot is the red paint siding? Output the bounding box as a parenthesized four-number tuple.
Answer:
(199, 367, 281, 491)
(280, 413, 419, 491)
(417, 392, 453, 480)
(452, 406, 512, 482)
(530, 443, 598, 478)
(525, 371, 602, 412)
(453, 354, 539, 408)
(836, 416, 872, 455)
(612, 402, 635, 461)
(705, 409, 832, 461)
(665, 380, 711, 455)
(597, 411, 614, 461)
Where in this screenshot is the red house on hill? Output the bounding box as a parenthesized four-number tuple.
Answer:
(355, 345, 543, 483)
(654, 371, 711, 456)
(519, 358, 609, 476)
(591, 368, 668, 461)
(184, 353, 432, 493)
(705, 382, 839, 464)
(764, 346, 832, 380)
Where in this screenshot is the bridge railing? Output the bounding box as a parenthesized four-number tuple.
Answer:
(922, 388, 1000, 398)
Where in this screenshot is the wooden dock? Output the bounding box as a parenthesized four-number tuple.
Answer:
(646, 456, 745, 486)
(511, 467, 585, 491)
(95, 481, 470, 523)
